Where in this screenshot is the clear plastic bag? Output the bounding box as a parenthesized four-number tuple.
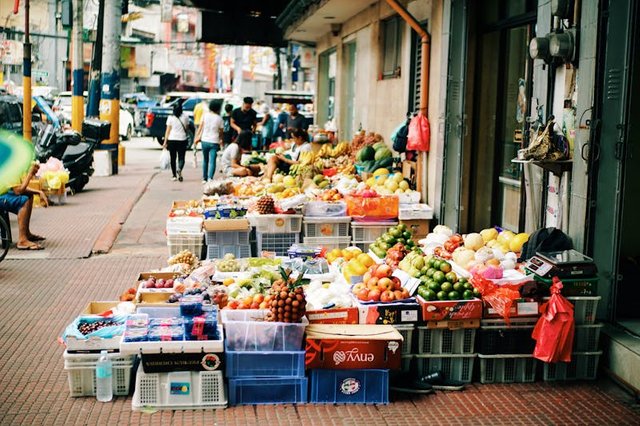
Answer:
(160, 149, 170, 170)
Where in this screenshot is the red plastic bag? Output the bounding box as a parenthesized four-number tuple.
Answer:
(532, 277, 575, 363)
(407, 114, 430, 152)
(470, 275, 524, 323)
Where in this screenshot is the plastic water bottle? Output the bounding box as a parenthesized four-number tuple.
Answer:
(96, 350, 113, 402)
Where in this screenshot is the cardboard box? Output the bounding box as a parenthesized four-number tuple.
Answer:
(424, 319, 481, 329)
(400, 219, 430, 239)
(357, 301, 421, 325)
(417, 296, 483, 321)
(203, 218, 250, 232)
(307, 307, 359, 324)
(136, 272, 182, 304)
(483, 299, 540, 319)
(305, 324, 403, 369)
(82, 301, 120, 315)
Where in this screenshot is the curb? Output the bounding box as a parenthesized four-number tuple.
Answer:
(92, 171, 158, 254)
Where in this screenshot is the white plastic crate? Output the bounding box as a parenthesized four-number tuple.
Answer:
(166, 217, 204, 234)
(63, 351, 135, 397)
(303, 236, 351, 251)
(478, 354, 538, 384)
(543, 351, 602, 381)
(417, 327, 477, 354)
(574, 324, 603, 352)
(543, 296, 600, 324)
(413, 354, 476, 383)
(256, 232, 299, 256)
(167, 232, 204, 258)
(352, 240, 374, 253)
(303, 216, 351, 238)
(205, 230, 250, 246)
(206, 244, 251, 260)
(351, 222, 397, 242)
(248, 214, 303, 234)
(393, 324, 415, 355)
(132, 364, 227, 410)
(304, 201, 347, 217)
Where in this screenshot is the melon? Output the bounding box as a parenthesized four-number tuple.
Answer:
(374, 147, 392, 161)
(357, 146, 375, 162)
(373, 141, 387, 151)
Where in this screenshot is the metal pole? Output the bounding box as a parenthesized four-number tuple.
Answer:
(71, 0, 84, 131)
(86, 0, 104, 117)
(22, 0, 32, 142)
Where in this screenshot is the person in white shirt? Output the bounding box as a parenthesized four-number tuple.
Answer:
(195, 100, 224, 183)
(163, 103, 190, 181)
(220, 130, 261, 177)
(264, 128, 312, 181)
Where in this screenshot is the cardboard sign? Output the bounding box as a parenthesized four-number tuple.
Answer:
(306, 307, 359, 324)
(357, 301, 421, 325)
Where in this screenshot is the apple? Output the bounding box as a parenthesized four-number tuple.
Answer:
(380, 290, 396, 303)
(368, 289, 381, 302)
(145, 280, 155, 289)
(374, 264, 392, 279)
(401, 288, 410, 299)
(352, 283, 365, 294)
(363, 271, 372, 283)
(378, 277, 393, 291)
(390, 276, 402, 290)
(367, 276, 379, 288)
(250, 302, 260, 309)
(166, 279, 174, 287)
(157, 279, 166, 287)
(394, 290, 404, 300)
(357, 288, 370, 301)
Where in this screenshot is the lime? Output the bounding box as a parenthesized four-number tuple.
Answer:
(426, 268, 437, 278)
(436, 291, 447, 301)
(440, 282, 453, 293)
(421, 266, 430, 275)
(428, 282, 441, 292)
(403, 231, 413, 240)
(463, 290, 474, 300)
(397, 223, 407, 232)
(428, 257, 436, 268)
(425, 289, 437, 301)
(432, 271, 446, 284)
(433, 260, 441, 270)
(473, 288, 482, 297)
(453, 282, 464, 293)
(445, 272, 458, 283)
(463, 282, 474, 290)
(439, 262, 452, 273)
(448, 291, 461, 300)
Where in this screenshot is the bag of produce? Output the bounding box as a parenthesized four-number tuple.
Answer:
(532, 277, 575, 363)
(470, 275, 524, 323)
(62, 314, 127, 343)
(407, 114, 430, 152)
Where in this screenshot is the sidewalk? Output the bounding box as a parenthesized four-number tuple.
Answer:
(0, 138, 639, 425)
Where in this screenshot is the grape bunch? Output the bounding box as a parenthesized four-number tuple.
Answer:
(268, 268, 307, 323)
(169, 250, 198, 266)
(77, 320, 118, 335)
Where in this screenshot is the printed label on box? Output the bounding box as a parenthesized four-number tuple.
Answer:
(170, 382, 190, 395)
(340, 378, 361, 395)
(401, 309, 418, 322)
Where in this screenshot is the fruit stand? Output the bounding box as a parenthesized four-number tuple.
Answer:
(59, 131, 602, 409)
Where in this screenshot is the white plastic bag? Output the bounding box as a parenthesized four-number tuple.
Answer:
(160, 149, 170, 170)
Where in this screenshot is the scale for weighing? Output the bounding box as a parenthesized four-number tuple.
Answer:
(526, 249, 597, 278)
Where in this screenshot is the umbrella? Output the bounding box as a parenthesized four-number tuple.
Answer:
(0, 130, 35, 195)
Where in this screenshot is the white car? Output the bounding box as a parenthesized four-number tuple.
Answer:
(54, 91, 134, 140)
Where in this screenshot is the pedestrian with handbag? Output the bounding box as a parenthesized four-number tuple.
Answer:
(163, 103, 190, 182)
(194, 100, 224, 183)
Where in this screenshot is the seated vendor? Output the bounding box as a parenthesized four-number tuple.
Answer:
(220, 130, 261, 177)
(264, 129, 312, 182)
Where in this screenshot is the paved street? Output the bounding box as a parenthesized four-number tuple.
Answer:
(0, 138, 638, 425)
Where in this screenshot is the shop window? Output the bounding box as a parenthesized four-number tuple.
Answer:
(381, 16, 403, 79)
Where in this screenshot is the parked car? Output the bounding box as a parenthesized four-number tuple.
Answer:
(121, 92, 158, 136)
(0, 95, 23, 133)
(53, 91, 135, 140)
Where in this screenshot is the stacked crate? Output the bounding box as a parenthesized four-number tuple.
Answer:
(351, 222, 397, 253)
(166, 216, 204, 259)
(303, 216, 351, 250)
(249, 214, 302, 256)
(205, 229, 251, 260)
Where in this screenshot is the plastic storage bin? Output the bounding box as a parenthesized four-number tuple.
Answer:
(228, 377, 308, 405)
(477, 319, 537, 355)
(167, 232, 204, 258)
(413, 354, 476, 383)
(63, 351, 135, 397)
(543, 351, 602, 381)
(303, 236, 351, 251)
(225, 351, 305, 378)
(417, 327, 476, 354)
(393, 324, 415, 355)
(573, 324, 603, 352)
(304, 201, 347, 217)
(351, 222, 397, 243)
(309, 369, 389, 404)
(206, 244, 251, 260)
(256, 232, 300, 256)
(478, 354, 538, 384)
(221, 309, 308, 352)
(166, 217, 204, 234)
(345, 195, 399, 221)
(303, 216, 351, 238)
(248, 214, 303, 234)
(205, 230, 250, 246)
(529, 273, 598, 296)
(543, 296, 600, 325)
(132, 364, 226, 410)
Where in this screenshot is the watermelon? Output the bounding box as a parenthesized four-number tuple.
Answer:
(373, 141, 387, 151)
(374, 147, 392, 161)
(357, 146, 375, 162)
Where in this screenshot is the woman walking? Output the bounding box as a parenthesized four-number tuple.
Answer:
(195, 100, 224, 183)
(163, 103, 189, 181)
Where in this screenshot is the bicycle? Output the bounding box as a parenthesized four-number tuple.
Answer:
(0, 212, 10, 262)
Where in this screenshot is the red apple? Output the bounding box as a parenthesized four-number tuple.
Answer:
(357, 288, 370, 301)
(380, 290, 396, 303)
(363, 271, 372, 283)
(400, 288, 411, 299)
(352, 283, 365, 294)
(368, 289, 381, 302)
(367, 276, 379, 288)
(374, 264, 392, 279)
(377, 277, 393, 291)
(394, 290, 404, 300)
(390, 276, 402, 290)
(145, 281, 155, 289)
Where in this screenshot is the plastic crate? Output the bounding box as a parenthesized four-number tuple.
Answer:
(345, 195, 399, 221)
(303, 216, 351, 238)
(477, 319, 537, 355)
(166, 217, 204, 234)
(256, 232, 299, 256)
(417, 327, 476, 354)
(543, 351, 602, 381)
(63, 351, 135, 397)
(352, 240, 374, 253)
(574, 324, 603, 352)
(228, 377, 307, 405)
(309, 369, 389, 404)
(413, 354, 476, 383)
(351, 222, 397, 242)
(478, 354, 538, 384)
(304, 201, 347, 217)
(400, 355, 412, 372)
(206, 244, 251, 260)
(225, 351, 305, 378)
(393, 324, 415, 355)
(529, 273, 598, 296)
(221, 309, 308, 352)
(248, 214, 303, 234)
(303, 236, 351, 251)
(132, 364, 226, 410)
(167, 232, 204, 258)
(543, 296, 600, 324)
(205, 230, 250, 246)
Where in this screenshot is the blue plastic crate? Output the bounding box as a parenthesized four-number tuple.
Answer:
(225, 351, 305, 378)
(309, 369, 389, 405)
(228, 377, 307, 405)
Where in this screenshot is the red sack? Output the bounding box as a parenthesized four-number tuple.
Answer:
(407, 114, 430, 152)
(532, 277, 575, 363)
(470, 275, 524, 324)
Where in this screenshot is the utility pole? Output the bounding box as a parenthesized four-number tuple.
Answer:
(86, 0, 104, 117)
(16, 0, 32, 142)
(99, 0, 121, 174)
(71, 0, 83, 131)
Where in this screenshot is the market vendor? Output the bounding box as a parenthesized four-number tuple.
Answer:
(230, 97, 258, 139)
(220, 130, 261, 177)
(264, 129, 312, 181)
(286, 104, 308, 138)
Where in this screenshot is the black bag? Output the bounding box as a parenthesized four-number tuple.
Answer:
(519, 227, 573, 262)
(392, 119, 410, 153)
